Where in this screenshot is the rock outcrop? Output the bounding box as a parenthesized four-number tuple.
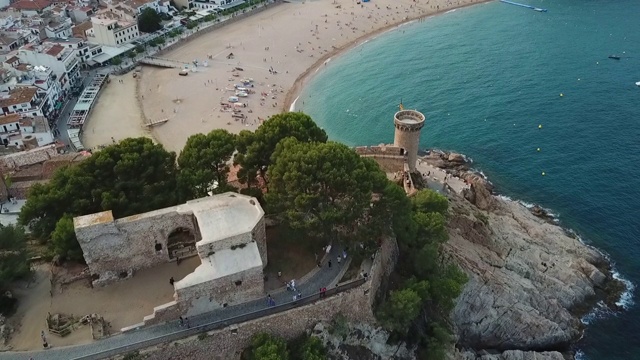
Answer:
(311, 322, 415, 360)
(457, 349, 565, 360)
(420, 150, 621, 356)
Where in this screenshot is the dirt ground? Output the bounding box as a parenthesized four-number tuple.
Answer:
(263, 226, 318, 292)
(8, 257, 200, 350)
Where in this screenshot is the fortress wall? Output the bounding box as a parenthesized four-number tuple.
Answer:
(355, 146, 407, 173)
(196, 231, 252, 258)
(76, 209, 196, 285)
(114, 237, 399, 360)
(252, 217, 268, 266)
(132, 283, 376, 360)
(176, 266, 265, 312)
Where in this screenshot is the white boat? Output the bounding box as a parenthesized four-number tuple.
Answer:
(636, 81, 640, 87)
(236, 91, 248, 97)
(228, 96, 239, 103)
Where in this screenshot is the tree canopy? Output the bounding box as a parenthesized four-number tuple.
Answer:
(0, 224, 30, 291)
(19, 138, 179, 255)
(266, 138, 386, 242)
(178, 129, 237, 199)
(234, 112, 328, 188)
(376, 188, 467, 359)
(138, 8, 163, 33)
(248, 333, 290, 360)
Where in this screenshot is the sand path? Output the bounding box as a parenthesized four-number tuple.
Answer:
(8, 257, 200, 350)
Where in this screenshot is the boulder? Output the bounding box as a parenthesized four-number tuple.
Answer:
(448, 153, 466, 163)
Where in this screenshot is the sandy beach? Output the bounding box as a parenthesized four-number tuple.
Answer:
(81, 74, 151, 150)
(87, 0, 488, 153)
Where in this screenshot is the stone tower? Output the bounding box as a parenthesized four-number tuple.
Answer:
(393, 109, 425, 172)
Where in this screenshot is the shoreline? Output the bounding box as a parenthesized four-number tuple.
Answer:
(422, 149, 634, 315)
(132, 0, 493, 153)
(283, 0, 493, 112)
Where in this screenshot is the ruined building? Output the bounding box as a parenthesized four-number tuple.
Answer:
(73, 192, 267, 318)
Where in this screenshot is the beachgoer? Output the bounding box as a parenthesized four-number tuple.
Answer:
(169, 277, 174, 286)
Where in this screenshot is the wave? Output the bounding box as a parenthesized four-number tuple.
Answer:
(575, 349, 587, 360)
(289, 96, 299, 112)
(613, 270, 635, 309)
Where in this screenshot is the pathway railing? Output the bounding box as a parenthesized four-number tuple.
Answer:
(71, 278, 366, 360)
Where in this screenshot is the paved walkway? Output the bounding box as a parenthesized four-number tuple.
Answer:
(416, 158, 470, 194)
(3, 245, 350, 360)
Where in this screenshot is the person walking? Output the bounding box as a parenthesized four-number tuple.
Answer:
(169, 277, 175, 286)
(185, 317, 190, 328)
(337, 255, 341, 264)
(328, 260, 332, 268)
(179, 316, 184, 327)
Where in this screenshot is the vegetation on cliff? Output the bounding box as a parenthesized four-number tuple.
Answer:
(242, 332, 327, 360)
(376, 186, 467, 359)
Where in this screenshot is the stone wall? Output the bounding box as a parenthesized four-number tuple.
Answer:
(368, 235, 399, 306)
(195, 231, 251, 259)
(111, 236, 399, 360)
(130, 282, 377, 360)
(252, 217, 267, 266)
(0, 144, 58, 172)
(355, 146, 406, 174)
(75, 208, 197, 285)
(177, 265, 264, 314)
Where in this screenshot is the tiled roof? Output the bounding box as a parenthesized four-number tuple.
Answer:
(0, 87, 38, 108)
(45, 44, 64, 56)
(0, 114, 20, 126)
(11, 0, 52, 11)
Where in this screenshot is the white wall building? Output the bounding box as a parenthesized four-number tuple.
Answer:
(0, 113, 54, 149)
(86, 17, 139, 47)
(17, 43, 81, 91)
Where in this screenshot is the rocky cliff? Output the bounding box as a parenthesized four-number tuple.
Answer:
(420, 151, 623, 359)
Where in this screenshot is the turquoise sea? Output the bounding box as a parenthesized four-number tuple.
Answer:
(296, 0, 640, 358)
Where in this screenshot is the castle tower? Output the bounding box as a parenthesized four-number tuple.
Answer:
(393, 109, 425, 172)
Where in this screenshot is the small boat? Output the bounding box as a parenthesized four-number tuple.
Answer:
(608, 55, 621, 60)
(179, 69, 189, 76)
(636, 81, 640, 87)
(534, 7, 547, 12)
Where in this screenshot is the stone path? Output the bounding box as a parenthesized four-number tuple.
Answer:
(416, 158, 470, 194)
(3, 245, 350, 360)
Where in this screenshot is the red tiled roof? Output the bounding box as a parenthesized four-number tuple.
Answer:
(45, 44, 64, 56)
(11, 0, 52, 11)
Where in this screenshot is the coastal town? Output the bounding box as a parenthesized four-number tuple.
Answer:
(0, 0, 630, 359)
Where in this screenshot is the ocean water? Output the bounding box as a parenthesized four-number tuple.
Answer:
(296, 0, 640, 358)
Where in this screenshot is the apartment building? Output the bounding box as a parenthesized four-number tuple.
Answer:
(17, 42, 81, 90)
(0, 113, 54, 149)
(86, 17, 139, 46)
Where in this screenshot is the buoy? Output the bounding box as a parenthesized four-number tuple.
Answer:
(538, 124, 542, 129)
(560, 93, 564, 97)
(537, 148, 541, 152)
(542, 172, 546, 176)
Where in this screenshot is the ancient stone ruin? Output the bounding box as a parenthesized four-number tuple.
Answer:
(73, 192, 267, 323)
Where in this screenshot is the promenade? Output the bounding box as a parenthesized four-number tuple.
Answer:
(3, 245, 354, 360)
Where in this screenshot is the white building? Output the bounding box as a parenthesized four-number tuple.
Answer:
(0, 113, 54, 149)
(120, 0, 173, 15)
(86, 17, 139, 47)
(0, 62, 62, 120)
(44, 17, 73, 39)
(17, 42, 81, 91)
